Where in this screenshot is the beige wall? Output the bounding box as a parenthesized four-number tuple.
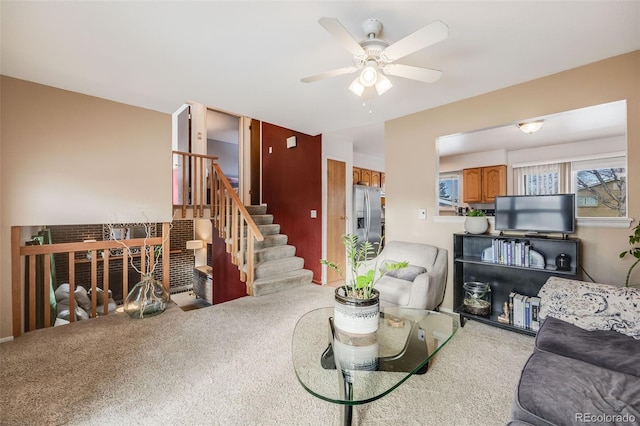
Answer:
(385, 50, 640, 310)
(0, 76, 172, 338)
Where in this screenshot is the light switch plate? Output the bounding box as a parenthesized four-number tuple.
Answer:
(418, 209, 427, 220)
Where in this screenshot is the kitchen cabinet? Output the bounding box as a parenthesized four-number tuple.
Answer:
(360, 169, 372, 186)
(463, 165, 506, 203)
(371, 171, 381, 187)
(353, 167, 362, 185)
(353, 167, 385, 188)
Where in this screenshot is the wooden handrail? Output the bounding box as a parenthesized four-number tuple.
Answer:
(11, 223, 171, 337)
(172, 150, 264, 295)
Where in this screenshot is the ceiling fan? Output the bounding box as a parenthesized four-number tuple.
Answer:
(301, 17, 448, 98)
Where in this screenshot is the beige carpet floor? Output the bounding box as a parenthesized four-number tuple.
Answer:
(0, 284, 534, 425)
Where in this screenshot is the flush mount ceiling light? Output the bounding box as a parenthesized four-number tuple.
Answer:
(518, 120, 545, 134)
(301, 17, 448, 98)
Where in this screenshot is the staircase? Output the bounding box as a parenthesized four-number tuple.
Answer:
(245, 205, 313, 296)
(172, 150, 312, 297)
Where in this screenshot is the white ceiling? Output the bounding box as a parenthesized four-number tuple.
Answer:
(2, 2, 639, 159)
(439, 100, 628, 158)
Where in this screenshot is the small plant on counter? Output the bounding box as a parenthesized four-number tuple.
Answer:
(465, 209, 485, 217)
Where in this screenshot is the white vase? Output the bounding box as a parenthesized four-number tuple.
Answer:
(333, 335, 379, 371)
(333, 286, 380, 335)
(464, 216, 488, 234)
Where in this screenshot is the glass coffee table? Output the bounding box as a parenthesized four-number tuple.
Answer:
(292, 307, 458, 425)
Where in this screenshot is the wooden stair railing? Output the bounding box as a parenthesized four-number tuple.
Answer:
(11, 223, 171, 338)
(172, 150, 264, 295)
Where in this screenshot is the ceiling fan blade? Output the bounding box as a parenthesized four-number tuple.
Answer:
(381, 20, 448, 62)
(318, 17, 366, 57)
(301, 66, 358, 83)
(382, 64, 443, 83)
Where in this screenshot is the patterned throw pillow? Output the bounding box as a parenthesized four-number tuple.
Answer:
(381, 262, 427, 282)
(539, 277, 640, 339)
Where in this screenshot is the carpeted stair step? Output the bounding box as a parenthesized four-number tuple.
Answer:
(251, 214, 274, 225)
(254, 256, 305, 279)
(225, 223, 280, 238)
(258, 223, 280, 236)
(254, 245, 296, 263)
(254, 234, 288, 250)
(252, 269, 314, 297)
(245, 205, 267, 215)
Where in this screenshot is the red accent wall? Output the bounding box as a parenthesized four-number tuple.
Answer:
(262, 122, 322, 282)
(211, 223, 247, 304)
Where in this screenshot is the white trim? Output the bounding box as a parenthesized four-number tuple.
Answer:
(434, 215, 633, 229)
(0, 336, 14, 344)
(171, 103, 190, 152)
(512, 151, 626, 169)
(577, 217, 633, 228)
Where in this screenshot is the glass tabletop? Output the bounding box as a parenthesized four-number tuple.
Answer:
(292, 307, 458, 406)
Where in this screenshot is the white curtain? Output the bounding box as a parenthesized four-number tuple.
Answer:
(513, 162, 571, 195)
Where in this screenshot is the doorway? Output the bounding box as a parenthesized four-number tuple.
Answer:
(326, 159, 347, 284)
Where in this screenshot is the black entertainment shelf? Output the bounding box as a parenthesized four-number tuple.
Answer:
(453, 232, 580, 335)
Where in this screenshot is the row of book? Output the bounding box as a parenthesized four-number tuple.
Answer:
(509, 292, 541, 331)
(482, 238, 540, 268)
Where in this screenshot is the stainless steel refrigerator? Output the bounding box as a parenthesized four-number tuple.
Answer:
(353, 185, 383, 257)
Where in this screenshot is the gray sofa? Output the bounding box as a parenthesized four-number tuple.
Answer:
(365, 241, 448, 311)
(510, 277, 640, 425)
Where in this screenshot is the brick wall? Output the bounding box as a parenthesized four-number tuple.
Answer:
(47, 220, 194, 302)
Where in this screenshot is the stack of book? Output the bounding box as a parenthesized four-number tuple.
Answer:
(508, 292, 541, 331)
(485, 238, 531, 267)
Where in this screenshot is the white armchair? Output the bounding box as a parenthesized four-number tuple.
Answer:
(367, 241, 448, 311)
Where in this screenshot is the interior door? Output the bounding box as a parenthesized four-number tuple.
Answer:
(327, 159, 347, 284)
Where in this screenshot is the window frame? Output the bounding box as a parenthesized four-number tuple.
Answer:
(438, 172, 461, 213)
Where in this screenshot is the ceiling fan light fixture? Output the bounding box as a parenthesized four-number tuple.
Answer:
(518, 120, 545, 134)
(374, 74, 393, 95)
(359, 65, 378, 87)
(348, 78, 365, 96)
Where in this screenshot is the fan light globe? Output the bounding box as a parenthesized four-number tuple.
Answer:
(375, 74, 393, 95)
(359, 65, 378, 87)
(349, 78, 365, 96)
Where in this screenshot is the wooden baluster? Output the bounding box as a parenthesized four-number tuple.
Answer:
(199, 156, 204, 217)
(231, 205, 239, 264)
(162, 222, 170, 292)
(28, 255, 36, 331)
(181, 152, 188, 218)
(247, 230, 255, 295)
(123, 250, 129, 299)
(43, 254, 51, 328)
(91, 250, 97, 318)
(11, 226, 22, 337)
(141, 245, 147, 280)
(68, 252, 75, 323)
(103, 250, 110, 316)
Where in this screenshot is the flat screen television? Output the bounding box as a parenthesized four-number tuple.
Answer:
(494, 194, 576, 235)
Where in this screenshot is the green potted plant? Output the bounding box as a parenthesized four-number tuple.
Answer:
(464, 209, 488, 234)
(321, 234, 407, 334)
(619, 223, 640, 287)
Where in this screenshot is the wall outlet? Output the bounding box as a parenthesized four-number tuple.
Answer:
(418, 209, 427, 220)
(310, 210, 317, 218)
